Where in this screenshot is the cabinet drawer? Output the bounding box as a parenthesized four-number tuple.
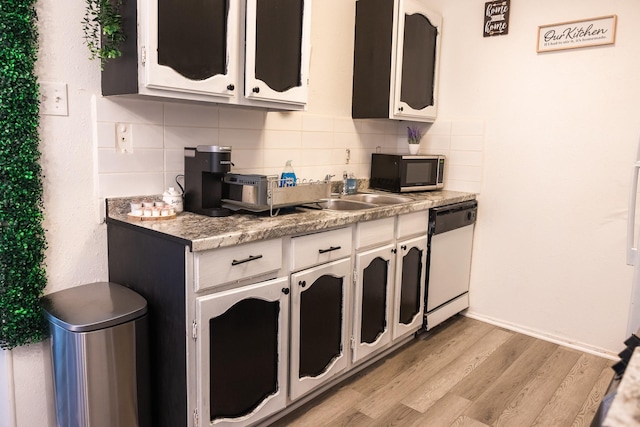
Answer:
(195, 238, 283, 292)
(355, 217, 395, 249)
(291, 228, 352, 271)
(397, 211, 428, 239)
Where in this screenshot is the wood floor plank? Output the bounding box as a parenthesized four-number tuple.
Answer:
(406, 392, 472, 427)
(354, 319, 502, 418)
(462, 338, 559, 425)
(493, 345, 583, 427)
(328, 407, 375, 427)
(400, 328, 513, 413)
(450, 415, 492, 427)
(449, 332, 538, 401)
(350, 316, 491, 396)
(267, 318, 613, 427)
(270, 387, 365, 427)
(368, 403, 425, 427)
(531, 353, 611, 427)
(571, 364, 615, 427)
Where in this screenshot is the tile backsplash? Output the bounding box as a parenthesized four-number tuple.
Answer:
(94, 96, 484, 199)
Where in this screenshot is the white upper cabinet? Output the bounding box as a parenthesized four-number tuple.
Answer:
(352, 0, 442, 122)
(102, 0, 311, 110)
(392, 0, 441, 121)
(245, 0, 311, 106)
(143, 0, 240, 101)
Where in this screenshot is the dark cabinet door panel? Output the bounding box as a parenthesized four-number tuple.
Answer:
(158, 0, 229, 80)
(400, 13, 437, 110)
(361, 257, 389, 344)
(399, 247, 423, 324)
(209, 298, 279, 421)
(299, 274, 344, 378)
(255, 0, 303, 92)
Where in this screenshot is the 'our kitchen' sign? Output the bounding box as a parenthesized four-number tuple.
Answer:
(484, 0, 510, 37)
(537, 15, 617, 53)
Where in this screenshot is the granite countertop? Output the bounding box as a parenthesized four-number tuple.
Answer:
(106, 190, 476, 252)
(604, 347, 640, 426)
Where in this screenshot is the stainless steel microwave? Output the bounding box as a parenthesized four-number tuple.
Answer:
(370, 153, 445, 192)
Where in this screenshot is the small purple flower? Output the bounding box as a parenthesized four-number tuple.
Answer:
(407, 126, 423, 144)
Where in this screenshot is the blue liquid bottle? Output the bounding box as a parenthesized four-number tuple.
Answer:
(280, 160, 297, 187)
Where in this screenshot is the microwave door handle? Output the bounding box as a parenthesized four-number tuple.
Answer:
(628, 160, 640, 265)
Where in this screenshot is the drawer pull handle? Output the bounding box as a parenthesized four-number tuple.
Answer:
(231, 254, 263, 266)
(319, 246, 341, 254)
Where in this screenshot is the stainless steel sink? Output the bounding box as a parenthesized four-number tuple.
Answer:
(342, 193, 413, 205)
(312, 199, 378, 211)
(304, 193, 412, 211)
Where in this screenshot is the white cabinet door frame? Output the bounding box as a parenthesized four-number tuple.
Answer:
(244, 0, 311, 105)
(391, 0, 442, 121)
(392, 235, 427, 340)
(352, 244, 395, 364)
(195, 277, 289, 426)
(290, 258, 350, 400)
(142, 0, 240, 99)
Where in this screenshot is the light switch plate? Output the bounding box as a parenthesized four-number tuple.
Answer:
(40, 82, 68, 116)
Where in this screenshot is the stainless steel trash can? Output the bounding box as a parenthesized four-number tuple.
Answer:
(41, 281, 149, 427)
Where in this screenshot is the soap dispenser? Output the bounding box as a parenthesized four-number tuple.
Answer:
(343, 171, 357, 195)
(346, 173, 357, 194)
(280, 160, 297, 187)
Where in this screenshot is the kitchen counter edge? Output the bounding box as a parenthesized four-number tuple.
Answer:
(105, 190, 476, 252)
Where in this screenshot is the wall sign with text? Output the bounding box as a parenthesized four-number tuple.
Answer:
(484, 0, 510, 37)
(537, 15, 617, 53)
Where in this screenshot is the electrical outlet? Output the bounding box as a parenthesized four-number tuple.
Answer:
(40, 82, 68, 116)
(116, 123, 133, 153)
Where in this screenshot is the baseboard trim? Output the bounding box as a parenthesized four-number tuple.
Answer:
(463, 310, 618, 361)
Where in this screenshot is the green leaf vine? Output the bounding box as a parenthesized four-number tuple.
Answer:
(0, 0, 48, 349)
(82, 0, 125, 68)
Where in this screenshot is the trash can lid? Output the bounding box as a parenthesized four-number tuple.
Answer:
(41, 282, 147, 332)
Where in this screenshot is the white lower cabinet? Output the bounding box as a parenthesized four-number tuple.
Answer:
(289, 258, 351, 400)
(195, 277, 289, 426)
(193, 214, 428, 424)
(392, 235, 428, 340)
(352, 244, 395, 364)
(107, 197, 469, 427)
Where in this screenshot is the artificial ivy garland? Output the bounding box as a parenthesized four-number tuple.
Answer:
(0, 0, 48, 349)
(83, 0, 125, 68)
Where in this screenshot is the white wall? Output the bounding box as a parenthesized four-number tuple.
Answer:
(3, 0, 638, 425)
(433, 0, 640, 354)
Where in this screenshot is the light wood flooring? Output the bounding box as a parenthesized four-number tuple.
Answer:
(272, 315, 614, 427)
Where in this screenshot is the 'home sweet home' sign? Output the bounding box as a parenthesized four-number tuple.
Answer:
(484, 0, 510, 37)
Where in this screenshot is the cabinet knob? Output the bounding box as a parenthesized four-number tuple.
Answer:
(401, 245, 407, 250)
(252, 87, 260, 93)
(299, 280, 306, 288)
(282, 288, 290, 295)
(398, 106, 404, 112)
(227, 84, 235, 91)
(391, 248, 397, 254)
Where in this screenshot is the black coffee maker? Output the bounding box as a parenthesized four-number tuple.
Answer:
(184, 145, 233, 217)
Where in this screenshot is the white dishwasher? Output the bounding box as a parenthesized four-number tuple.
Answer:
(425, 200, 477, 330)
